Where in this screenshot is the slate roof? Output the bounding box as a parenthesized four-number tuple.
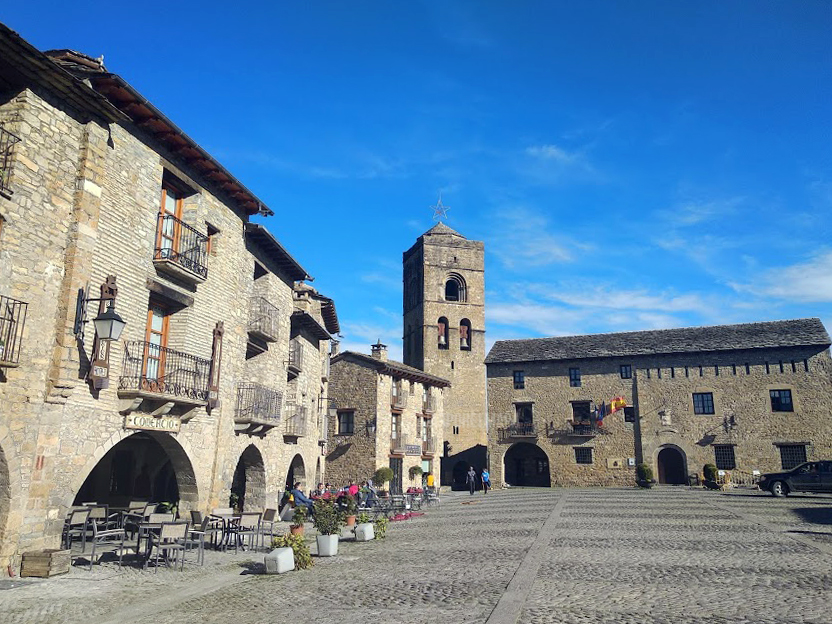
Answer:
(332, 351, 451, 387)
(485, 318, 831, 364)
(423, 222, 464, 238)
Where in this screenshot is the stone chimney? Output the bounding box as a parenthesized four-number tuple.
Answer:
(331, 340, 340, 356)
(371, 340, 388, 361)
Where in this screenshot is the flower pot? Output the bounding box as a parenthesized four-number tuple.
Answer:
(290, 524, 304, 536)
(355, 523, 375, 542)
(316, 534, 339, 557)
(264, 547, 294, 574)
(345, 514, 356, 527)
(636, 479, 653, 489)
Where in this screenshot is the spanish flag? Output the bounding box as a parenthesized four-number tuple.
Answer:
(610, 396, 627, 413)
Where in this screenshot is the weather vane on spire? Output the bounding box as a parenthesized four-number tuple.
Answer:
(431, 193, 450, 222)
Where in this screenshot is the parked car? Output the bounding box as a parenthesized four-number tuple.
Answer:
(757, 461, 832, 496)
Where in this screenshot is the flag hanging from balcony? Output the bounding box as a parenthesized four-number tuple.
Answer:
(596, 401, 606, 427)
(610, 396, 627, 413)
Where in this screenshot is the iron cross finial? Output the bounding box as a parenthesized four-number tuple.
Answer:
(431, 193, 450, 221)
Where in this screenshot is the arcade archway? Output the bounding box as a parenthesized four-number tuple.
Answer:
(231, 445, 266, 512)
(74, 432, 198, 509)
(504, 442, 551, 487)
(286, 454, 306, 490)
(657, 446, 687, 484)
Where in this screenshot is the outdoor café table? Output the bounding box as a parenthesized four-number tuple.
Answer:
(135, 521, 165, 565)
(209, 513, 242, 551)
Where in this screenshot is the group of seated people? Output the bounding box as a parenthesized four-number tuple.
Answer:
(283, 479, 381, 516)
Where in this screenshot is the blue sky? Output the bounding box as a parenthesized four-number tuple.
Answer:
(6, 2, 832, 360)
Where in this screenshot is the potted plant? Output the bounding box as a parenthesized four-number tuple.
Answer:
(373, 467, 395, 496)
(312, 498, 343, 556)
(702, 463, 720, 490)
(156, 501, 178, 517)
(271, 534, 313, 570)
(408, 465, 423, 485)
(636, 463, 654, 488)
(355, 511, 374, 541)
(290, 504, 307, 536)
(339, 493, 358, 527)
(374, 515, 389, 539)
(229, 492, 241, 513)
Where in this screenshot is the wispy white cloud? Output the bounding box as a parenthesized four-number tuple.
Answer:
(520, 143, 598, 184)
(487, 206, 588, 269)
(731, 250, 832, 303)
(530, 283, 715, 316)
(525, 144, 582, 165)
(657, 196, 745, 227)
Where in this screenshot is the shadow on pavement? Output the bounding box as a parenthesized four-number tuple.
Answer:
(793, 507, 832, 525)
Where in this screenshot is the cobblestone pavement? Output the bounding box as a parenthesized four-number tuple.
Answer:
(2, 487, 831, 624)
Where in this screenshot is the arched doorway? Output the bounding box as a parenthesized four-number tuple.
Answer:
(0, 445, 10, 545)
(231, 445, 266, 512)
(452, 460, 469, 490)
(657, 446, 687, 484)
(504, 443, 551, 487)
(74, 432, 198, 510)
(286, 454, 306, 490)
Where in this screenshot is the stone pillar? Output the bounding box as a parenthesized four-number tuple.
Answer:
(45, 121, 110, 404)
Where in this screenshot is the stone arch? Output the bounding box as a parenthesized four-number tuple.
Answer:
(286, 453, 306, 490)
(444, 273, 467, 302)
(231, 444, 266, 512)
(656, 444, 688, 485)
(71, 431, 199, 513)
(503, 442, 551, 487)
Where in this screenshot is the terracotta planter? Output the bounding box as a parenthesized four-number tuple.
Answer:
(290, 524, 304, 536)
(345, 515, 356, 527)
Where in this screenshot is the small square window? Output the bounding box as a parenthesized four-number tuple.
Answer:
(619, 364, 632, 379)
(623, 406, 636, 423)
(713, 445, 736, 470)
(337, 411, 354, 435)
(574, 447, 593, 464)
(569, 367, 581, 387)
(692, 392, 715, 415)
(779, 444, 807, 470)
(513, 370, 525, 390)
(770, 389, 793, 412)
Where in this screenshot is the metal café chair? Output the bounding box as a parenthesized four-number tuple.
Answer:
(237, 512, 262, 551)
(259, 508, 282, 549)
(147, 521, 189, 572)
(80, 521, 127, 571)
(63, 508, 91, 552)
(87, 504, 120, 531)
(184, 516, 216, 565)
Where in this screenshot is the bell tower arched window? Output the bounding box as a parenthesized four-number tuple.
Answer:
(437, 317, 449, 350)
(444, 273, 467, 302)
(459, 319, 471, 350)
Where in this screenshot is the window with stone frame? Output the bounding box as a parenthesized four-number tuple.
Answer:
(574, 447, 593, 464)
(513, 370, 525, 389)
(571, 401, 592, 425)
(620, 364, 632, 379)
(569, 367, 581, 387)
(713, 445, 736, 470)
(337, 411, 354, 435)
(391, 413, 400, 440)
(623, 406, 636, 423)
(692, 392, 715, 414)
(770, 389, 794, 412)
(515, 403, 534, 425)
(779, 444, 807, 470)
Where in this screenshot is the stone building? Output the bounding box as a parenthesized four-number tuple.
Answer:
(402, 223, 487, 487)
(0, 25, 336, 573)
(486, 318, 832, 487)
(327, 342, 449, 492)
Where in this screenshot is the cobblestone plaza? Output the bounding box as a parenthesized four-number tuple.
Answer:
(3, 487, 831, 624)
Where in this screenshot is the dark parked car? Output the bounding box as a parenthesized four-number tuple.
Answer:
(757, 461, 832, 496)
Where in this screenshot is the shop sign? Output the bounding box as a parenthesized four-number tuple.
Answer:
(405, 444, 422, 456)
(125, 414, 181, 434)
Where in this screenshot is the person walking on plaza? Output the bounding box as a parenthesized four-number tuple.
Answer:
(466, 466, 477, 495)
(481, 468, 491, 494)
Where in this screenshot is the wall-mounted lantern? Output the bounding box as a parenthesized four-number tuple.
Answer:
(74, 276, 126, 388)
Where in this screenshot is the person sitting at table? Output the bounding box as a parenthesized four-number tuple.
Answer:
(290, 482, 314, 514)
(348, 480, 359, 497)
(312, 482, 326, 497)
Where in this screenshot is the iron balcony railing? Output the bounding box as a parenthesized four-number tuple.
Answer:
(422, 394, 436, 414)
(154, 213, 209, 279)
(391, 432, 409, 454)
(497, 423, 537, 443)
(391, 381, 406, 408)
(0, 295, 27, 366)
(284, 404, 308, 436)
(288, 338, 303, 372)
(422, 435, 437, 456)
(119, 340, 211, 402)
(0, 126, 21, 195)
(547, 421, 611, 437)
(248, 296, 280, 342)
(235, 382, 282, 426)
